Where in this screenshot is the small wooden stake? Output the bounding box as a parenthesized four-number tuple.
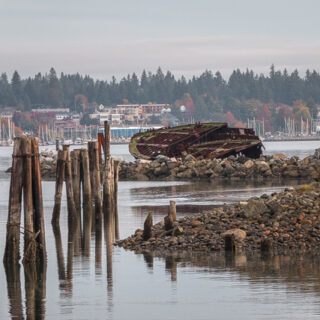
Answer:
(52, 149, 67, 227)
(261, 238, 272, 253)
(164, 214, 174, 231)
(169, 200, 176, 221)
(3, 137, 24, 265)
(143, 213, 153, 241)
(224, 234, 236, 252)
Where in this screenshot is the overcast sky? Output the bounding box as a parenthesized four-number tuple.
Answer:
(1, 0, 319, 80)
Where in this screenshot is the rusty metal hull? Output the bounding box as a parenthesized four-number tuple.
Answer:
(129, 123, 263, 160)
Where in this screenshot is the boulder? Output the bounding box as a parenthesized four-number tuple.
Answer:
(244, 199, 268, 217)
(222, 228, 246, 242)
(244, 160, 254, 169)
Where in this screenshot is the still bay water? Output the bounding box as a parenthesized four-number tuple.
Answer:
(0, 140, 320, 319)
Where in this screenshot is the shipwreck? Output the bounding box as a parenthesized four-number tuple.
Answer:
(129, 123, 263, 160)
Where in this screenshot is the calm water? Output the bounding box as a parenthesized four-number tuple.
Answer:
(0, 141, 320, 319)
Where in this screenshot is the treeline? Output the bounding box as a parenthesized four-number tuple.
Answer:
(0, 65, 319, 121)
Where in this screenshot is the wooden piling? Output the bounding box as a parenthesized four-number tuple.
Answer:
(164, 214, 174, 231)
(103, 121, 115, 241)
(261, 238, 273, 253)
(31, 137, 47, 264)
(143, 213, 153, 241)
(51, 149, 67, 227)
(81, 149, 92, 256)
(3, 137, 24, 265)
(63, 145, 77, 222)
(22, 137, 36, 264)
(81, 149, 92, 217)
(71, 150, 81, 217)
(224, 234, 236, 252)
(113, 160, 120, 240)
(88, 141, 102, 222)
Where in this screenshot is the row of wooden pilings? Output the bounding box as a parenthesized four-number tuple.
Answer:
(3, 121, 119, 267)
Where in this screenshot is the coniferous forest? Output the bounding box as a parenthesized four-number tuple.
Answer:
(1, 65, 320, 131)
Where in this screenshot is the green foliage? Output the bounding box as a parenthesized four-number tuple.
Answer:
(0, 66, 319, 131)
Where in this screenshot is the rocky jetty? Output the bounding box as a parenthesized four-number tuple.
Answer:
(8, 148, 320, 182)
(39, 149, 57, 180)
(116, 183, 320, 254)
(120, 149, 320, 181)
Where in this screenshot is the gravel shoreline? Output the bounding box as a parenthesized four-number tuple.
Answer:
(116, 183, 320, 254)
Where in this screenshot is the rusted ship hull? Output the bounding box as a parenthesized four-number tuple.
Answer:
(129, 123, 263, 160)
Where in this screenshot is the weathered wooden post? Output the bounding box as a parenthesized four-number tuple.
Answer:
(3, 137, 24, 265)
(71, 149, 81, 217)
(113, 160, 120, 239)
(261, 238, 273, 253)
(63, 145, 77, 222)
(88, 141, 102, 222)
(103, 121, 115, 240)
(143, 213, 153, 241)
(224, 234, 236, 252)
(164, 214, 174, 231)
(81, 149, 92, 256)
(31, 137, 47, 264)
(52, 149, 67, 227)
(22, 137, 36, 264)
(169, 200, 176, 221)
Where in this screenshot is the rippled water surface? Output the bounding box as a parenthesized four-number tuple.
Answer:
(0, 141, 320, 319)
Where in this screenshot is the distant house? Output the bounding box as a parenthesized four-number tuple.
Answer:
(55, 113, 69, 120)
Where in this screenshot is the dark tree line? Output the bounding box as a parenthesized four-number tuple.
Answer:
(1, 66, 320, 121)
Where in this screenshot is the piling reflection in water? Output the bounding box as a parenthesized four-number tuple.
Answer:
(4, 263, 23, 320)
(139, 249, 320, 293)
(4, 261, 47, 319)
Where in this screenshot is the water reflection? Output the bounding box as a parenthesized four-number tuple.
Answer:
(5, 262, 47, 320)
(139, 249, 320, 295)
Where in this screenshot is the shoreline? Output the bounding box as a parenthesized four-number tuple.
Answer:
(116, 182, 320, 254)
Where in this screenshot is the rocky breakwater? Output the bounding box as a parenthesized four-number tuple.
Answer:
(120, 149, 320, 181)
(39, 149, 57, 180)
(116, 183, 320, 253)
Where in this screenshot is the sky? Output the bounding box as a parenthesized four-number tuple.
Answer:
(0, 0, 320, 80)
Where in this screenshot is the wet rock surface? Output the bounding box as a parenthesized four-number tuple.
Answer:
(116, 183, 320, 254)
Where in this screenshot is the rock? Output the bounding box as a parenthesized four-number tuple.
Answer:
(273, 154, 287, 160)
(244, 160, 254, 169)
(191, 220, 203, 227)
(314, 148, 320, 159)
(155, 155, 171, 163)
(173, 226, 184, 236)
(222, 228, 246, 241)
(184, 154, 196, 162)
(245, 199, 268, 217)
